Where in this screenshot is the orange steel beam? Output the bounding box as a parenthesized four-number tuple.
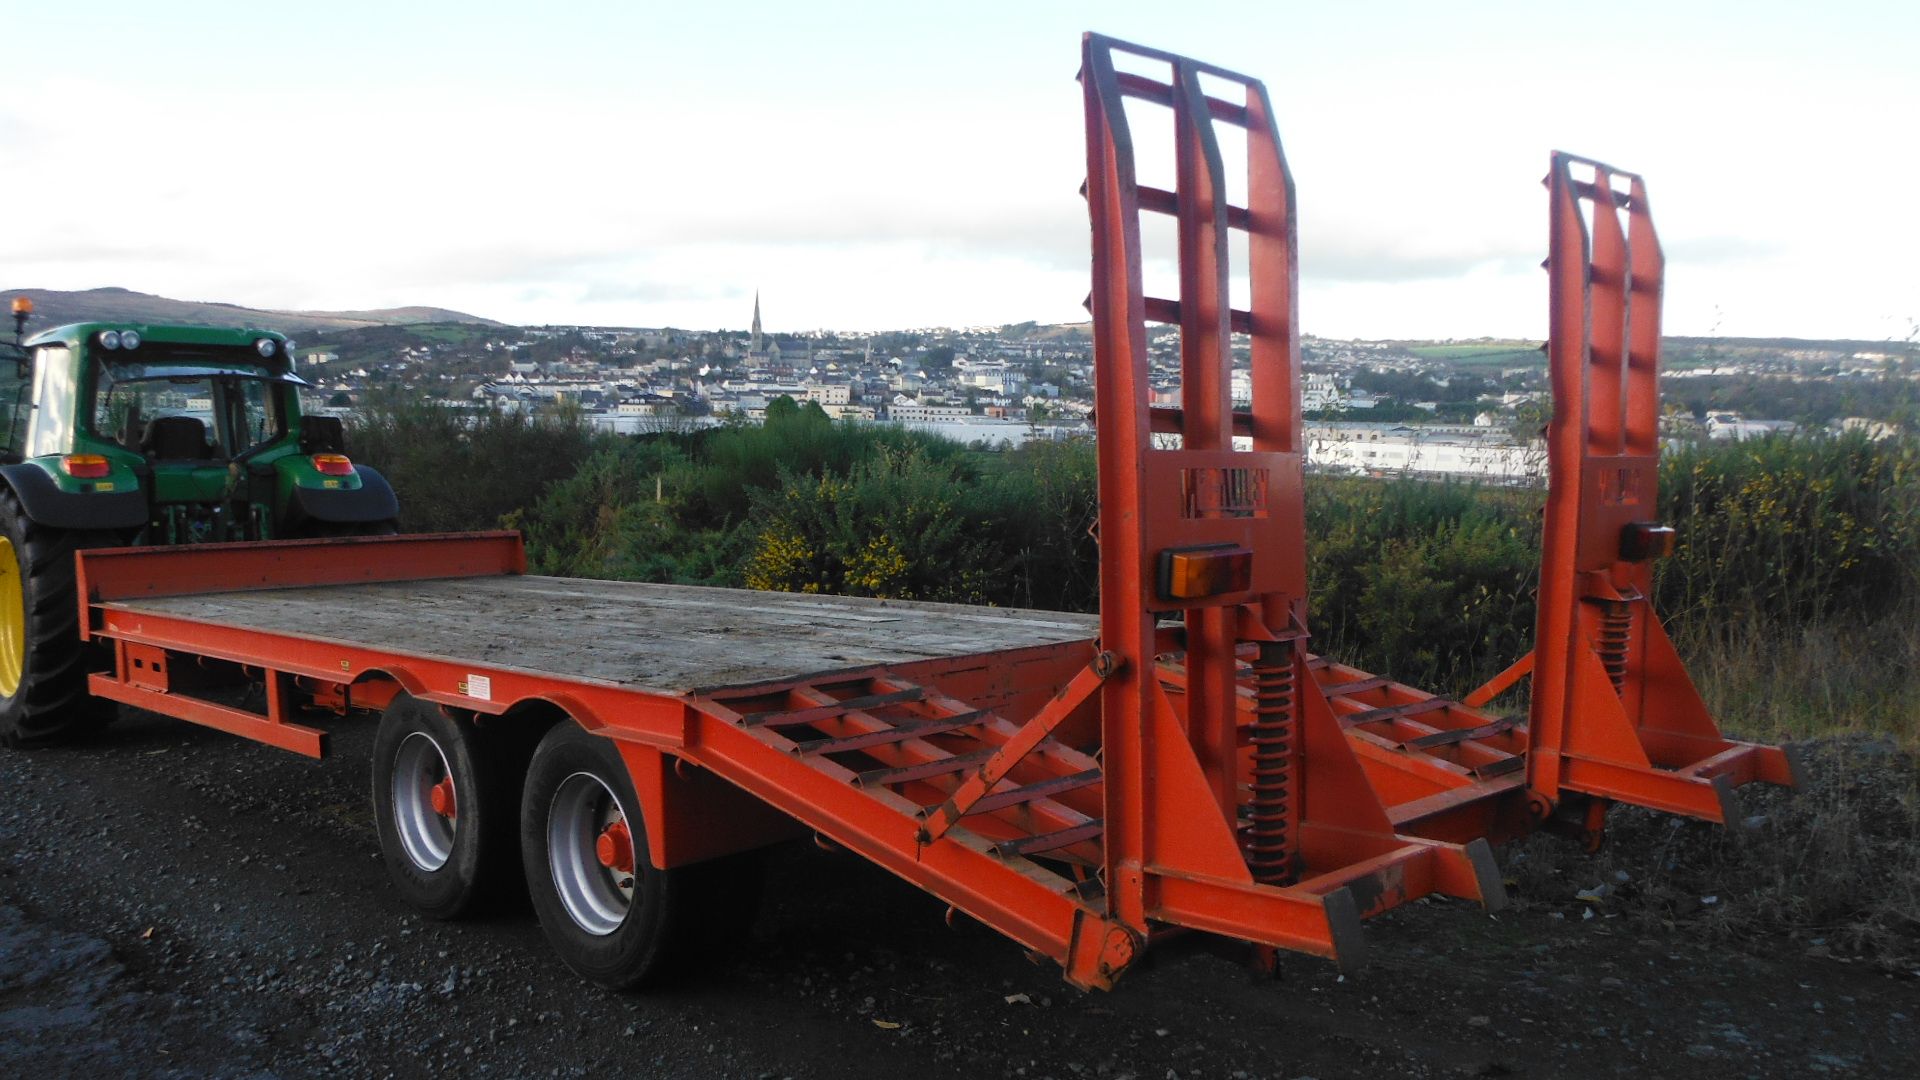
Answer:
(1464, 650, 1533, 708)
(919, 658, 1111, 843)
(87, 673, 328, 757)
(76, 531, 524, 612)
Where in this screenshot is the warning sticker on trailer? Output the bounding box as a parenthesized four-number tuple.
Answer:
(464, 674, 492, 701)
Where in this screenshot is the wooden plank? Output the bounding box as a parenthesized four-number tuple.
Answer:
(106, 576, 1099, 696)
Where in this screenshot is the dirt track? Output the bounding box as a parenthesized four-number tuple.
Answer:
(2, 709, 1915, 1079)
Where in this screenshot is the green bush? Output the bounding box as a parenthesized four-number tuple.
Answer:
(1306, 478, 1540, 694)
(743, 444, 997, 602)
(1657, 432, 1920, 626)
(347, 393, 599, 533)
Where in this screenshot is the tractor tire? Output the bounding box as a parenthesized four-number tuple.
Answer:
(521, 723, 701, 990)
(371, 694, 524, 919)
(0, 489, 116, 748)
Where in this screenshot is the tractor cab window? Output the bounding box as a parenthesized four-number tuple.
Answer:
(23, 346, 75, 458)
(93, 373, 285, 461)
(230, 378, 278, 454)
(0, 347, 28, 460)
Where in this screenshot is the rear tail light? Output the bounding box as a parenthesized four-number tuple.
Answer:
(1158, 543, 1254, 601)
(62, 454, 111, 479)
(311, 453, 354, 476)
(1620, 522, 1677, 561)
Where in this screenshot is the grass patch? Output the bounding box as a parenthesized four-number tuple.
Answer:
(1681, 612, 1920, 748)
(1407, 344, 1543, 367)
(1505, 738, 1920, 970)
(395, 323, 491, 344)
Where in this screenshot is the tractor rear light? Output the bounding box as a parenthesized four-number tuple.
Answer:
(1157, 543, 1253, 601)
(97, 330, 122, 350)
(1620, 522, 1677, 561)
(61, 454, 111, 479)
(311, 453, 354, 476)
(119, 330, 141, 350)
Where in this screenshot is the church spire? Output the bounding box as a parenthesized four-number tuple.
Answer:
(750, 291, 763, 355)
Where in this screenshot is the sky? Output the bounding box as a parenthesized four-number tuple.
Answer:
(3, 2, 1915, 342)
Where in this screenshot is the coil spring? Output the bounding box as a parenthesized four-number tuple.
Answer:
(1245, 641, 1298, 885)
(1596, 601, 1633, 692)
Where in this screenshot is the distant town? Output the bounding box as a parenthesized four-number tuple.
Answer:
(273, 292, 1912, 487)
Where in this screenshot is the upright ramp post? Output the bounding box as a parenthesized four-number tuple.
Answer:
(1516, 154, 1801, 834)
(1081, 33, 1501, 971)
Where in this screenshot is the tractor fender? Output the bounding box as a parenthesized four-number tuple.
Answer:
(290, 464, 399, 524)
(0, 462, 147, 531)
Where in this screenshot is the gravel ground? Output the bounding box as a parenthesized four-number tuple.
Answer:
(2, 708, 1915, 1078)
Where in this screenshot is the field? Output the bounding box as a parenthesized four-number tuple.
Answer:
(1405, 342, 1544, 367)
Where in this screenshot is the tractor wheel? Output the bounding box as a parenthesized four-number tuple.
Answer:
(371, 694, 522, 919)
(0, 489, 116, 748)
(520, 722, 701, 989)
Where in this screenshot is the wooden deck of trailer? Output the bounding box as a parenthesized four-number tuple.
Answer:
(99, 576, 1102, 694)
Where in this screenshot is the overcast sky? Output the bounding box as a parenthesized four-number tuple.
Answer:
(4, 2, 1914, 341)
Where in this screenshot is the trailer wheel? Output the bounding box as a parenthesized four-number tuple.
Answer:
(372, 694, 518, 918)
(521, 723, 693, 989)
(0, 489, 115, 748)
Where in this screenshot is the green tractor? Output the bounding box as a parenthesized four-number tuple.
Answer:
(0, 297, 398, 745)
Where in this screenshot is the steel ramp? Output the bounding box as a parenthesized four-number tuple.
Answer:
(683, 645, 1504, 985)
(1460, 154, 1802, 840)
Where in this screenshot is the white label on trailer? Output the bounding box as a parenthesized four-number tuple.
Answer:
(465, 674, 492, 701)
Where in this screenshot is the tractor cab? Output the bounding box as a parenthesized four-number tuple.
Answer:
(0, 313, 395, 543)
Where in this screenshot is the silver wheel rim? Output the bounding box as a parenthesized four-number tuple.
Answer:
(392, 731, 456, 872)
(547, 771, 636, 936)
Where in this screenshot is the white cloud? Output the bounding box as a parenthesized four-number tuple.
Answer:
(2, 4, 1914, 340)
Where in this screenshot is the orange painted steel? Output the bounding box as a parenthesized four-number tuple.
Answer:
(1079, 30, 1501, 973)
(76, 531, 525, 607)
(1464, 153, 1802, 836)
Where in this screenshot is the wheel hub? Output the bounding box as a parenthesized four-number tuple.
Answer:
(391, 731, 457, 872)
(595, 820, 633, 873)
(429, 776, 457, 818)
(547, 772, 638, 936)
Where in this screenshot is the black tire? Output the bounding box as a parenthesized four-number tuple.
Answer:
(521, 723, 701, 989)
(371, 694, 521, 919)
(0, 488, 117, 748)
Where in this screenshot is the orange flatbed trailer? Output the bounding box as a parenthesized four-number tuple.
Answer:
(75, 530, 1499, 987)
(52, 33, 1795, 993)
